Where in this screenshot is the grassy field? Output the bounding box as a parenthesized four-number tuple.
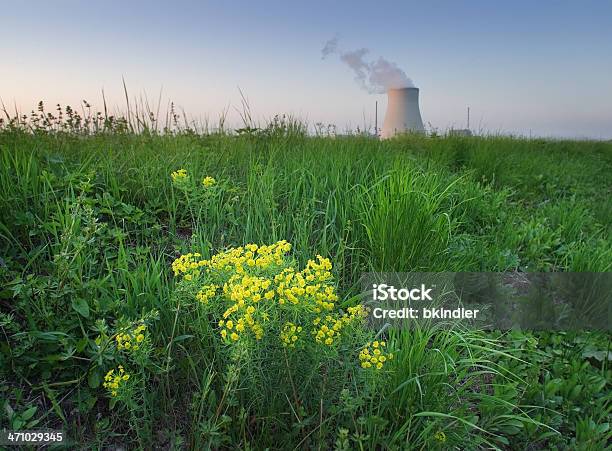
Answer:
(1, 114, 611, 449)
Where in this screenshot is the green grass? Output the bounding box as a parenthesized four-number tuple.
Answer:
(0, 119, 610, 450)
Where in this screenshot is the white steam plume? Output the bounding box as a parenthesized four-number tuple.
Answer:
(321, 35, 339, 59)
(321, 37, 415, 94)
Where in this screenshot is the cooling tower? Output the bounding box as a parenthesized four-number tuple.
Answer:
(381, 87, 425, 138)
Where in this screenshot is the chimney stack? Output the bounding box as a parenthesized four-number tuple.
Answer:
(381, 87, 425, 138)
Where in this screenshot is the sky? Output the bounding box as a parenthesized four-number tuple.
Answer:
(1, 0, 612, 138)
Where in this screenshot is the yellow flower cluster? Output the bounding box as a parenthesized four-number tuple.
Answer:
(171, 252, 205, 279)
(359, 341, 393, 369)
(218, 315, 263, 341)
(173, 241, 367, 349)
(116, 324, 146, 351)
(280, 322, 302, 347)
(202, 176, 216, 187)
(218, 273, 270, 341)
(196, 284, 218, 303)
(171, 168, 189, 183)
(208, 241, 291, 274)
(434, 431, 447, 443)
(103, 365, 130, 397)
(224, 274, 272, 305)
(273, 256, 336, 311)
(171, 241, 292, 281)
(313, 305, 366, 346)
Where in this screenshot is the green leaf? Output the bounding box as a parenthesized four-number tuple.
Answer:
(27, 418, 41, 428)
(172, 334, 194, 343)
(21, 331, 68, 341)
(72, 298, 90, 318)
(41, 384, 66, 422)
(88, 369, 101, 388)
(21, 406, 37, 421)
(12, 418, 25, 430)
(76, 337, 89, 353)
(582, 348, 612, 362)
(496, 436, 510, 445)
(569, 384, 583, 400)
(4, 400, 15, 419)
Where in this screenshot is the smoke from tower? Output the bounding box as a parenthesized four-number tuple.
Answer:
(321, 37, 414, 94)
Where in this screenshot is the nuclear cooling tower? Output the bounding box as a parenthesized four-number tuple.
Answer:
(381, 87, 425, 138)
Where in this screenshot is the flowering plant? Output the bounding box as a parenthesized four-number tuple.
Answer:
(172, 241, 367, 350)
(171, 241, 387, 415)
(170, 169, 223, 230)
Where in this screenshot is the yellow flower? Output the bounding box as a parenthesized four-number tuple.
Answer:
(202, 176, 216, 187)
(171, 253, 207, 279)
(196, 284, 217, 303)
(434, 431, 447, 443)
(360, 342, 392, 371)
(171, 168, 189, 183)
(103, 366, 131, 397)
(281, 322, 302, 348)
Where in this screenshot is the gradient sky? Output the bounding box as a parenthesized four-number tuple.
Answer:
(2, 1, 611, 138)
